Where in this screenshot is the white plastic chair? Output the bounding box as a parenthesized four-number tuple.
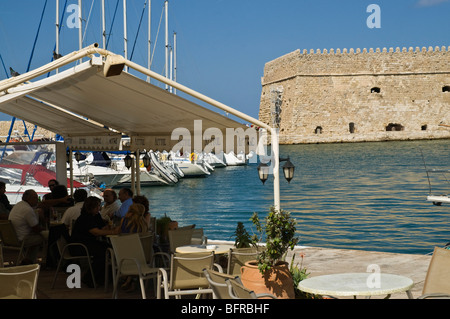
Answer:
(157, 251, 216, 299)
(226, 277, 277, 299)
(109, 233, 162, 299)
(0, 264, 40, 299)
(418, 247, 450, 299)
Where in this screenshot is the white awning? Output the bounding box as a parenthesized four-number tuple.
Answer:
(0, 46, 262, 153)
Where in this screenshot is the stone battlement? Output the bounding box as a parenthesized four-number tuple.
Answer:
(259, 47, 450, 144)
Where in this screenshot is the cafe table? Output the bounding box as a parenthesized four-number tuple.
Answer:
(298, 273, 414, 299)
(175, 244, 235, 255)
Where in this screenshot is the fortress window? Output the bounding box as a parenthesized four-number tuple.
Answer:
(315, 126, 323, 134)
(442, 86, 450, 92)
(371, 87, 381, 93)
(385, 123, 404, 131)
(421, 125, 427, 131)
(349, 122, 355, 134)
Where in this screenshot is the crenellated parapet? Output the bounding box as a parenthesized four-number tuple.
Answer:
(259, 46, 450, 144)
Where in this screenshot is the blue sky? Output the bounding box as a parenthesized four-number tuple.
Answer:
(0, 0, 449, 123)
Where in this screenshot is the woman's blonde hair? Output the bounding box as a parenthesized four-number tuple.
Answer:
(125, 203, 148, 233)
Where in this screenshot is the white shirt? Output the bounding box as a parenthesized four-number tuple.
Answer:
(61, 202, 83, 227)
(8, 200, 39, 241)
(100, 200, 120, 220)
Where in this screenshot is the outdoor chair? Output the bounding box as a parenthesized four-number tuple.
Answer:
(157, 251, 217, 299)
(109, 233, 162, 299)
(203, 268, 240, 299)
(51, 235, 96, 289)
(0, 220, 36, 266)
(418, 247, 450, 299)
(227, 247, 260, 275)
(104, 247, 116, 292)
(191, 228, 207, 245)
(225, 277, 278, 299)
(0, 264, 40, 299)
(168, 228, 195, 254)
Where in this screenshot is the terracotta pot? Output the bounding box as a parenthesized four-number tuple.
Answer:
(240, 260, 295, 299)
(168, 221, 178, 230)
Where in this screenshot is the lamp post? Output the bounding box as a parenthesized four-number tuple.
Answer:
(124, 153, 133, 169)
(142, 153, 151, 168)
(257, 156, 295, 184)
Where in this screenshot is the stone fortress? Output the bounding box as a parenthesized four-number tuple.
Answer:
(258, 46, 450, 144)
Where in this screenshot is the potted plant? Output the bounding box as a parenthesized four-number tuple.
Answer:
(239, 206, 299, 299)
(232, 221, 252, 248)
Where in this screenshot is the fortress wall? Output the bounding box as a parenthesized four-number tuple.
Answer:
(259, 47, 450, 144)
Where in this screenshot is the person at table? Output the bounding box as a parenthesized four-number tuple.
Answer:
(115, 188, 133, 219)
(100, 189, 120, 222)
(0, 181, 12, 220)
(61, 189, 88, 234)
(8, 189, 45, 264)
(118, 203, 148, 291)
(70, 196, 120, 287)
(119, 203, 148, 234)
(132, 195, 151, 227)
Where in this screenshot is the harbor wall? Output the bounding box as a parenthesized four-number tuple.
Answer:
(0, 121, 55, 141)
(259, 46, 450, 144)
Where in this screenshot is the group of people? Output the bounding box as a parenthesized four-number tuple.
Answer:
(4, 180, 152, 289)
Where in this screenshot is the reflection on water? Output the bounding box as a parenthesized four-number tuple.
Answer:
(141, 139, 450, 255)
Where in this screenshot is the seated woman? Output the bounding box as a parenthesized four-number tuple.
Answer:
(70, 196, 120, 287)
(132, 195, 151, 228)
(119, 203, 148, 234)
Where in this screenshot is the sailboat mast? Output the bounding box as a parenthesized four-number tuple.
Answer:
(56, 0, 60, 73)
(102, 0, 106, 49)
(123, 0, 128, 71)
(78, 0, 83, 63)
(165, 0, 169, 90)
(173, 31, 177, 94)
(147, 0, 151, 83)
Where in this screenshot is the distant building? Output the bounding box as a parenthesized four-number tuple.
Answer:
(259, 46, 450, 144)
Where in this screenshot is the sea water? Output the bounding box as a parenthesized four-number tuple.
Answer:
(141, 139, 450, 255)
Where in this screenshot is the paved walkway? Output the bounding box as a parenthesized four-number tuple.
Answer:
(286, 245, 432, 299)
(30, 241, 433, 299)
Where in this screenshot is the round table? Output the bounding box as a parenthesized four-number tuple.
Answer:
(175, 244, 234, 255)
(298, 273, 414, 299)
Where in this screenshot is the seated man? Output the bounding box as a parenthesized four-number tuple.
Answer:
(115, 188, 133, 219)
(0, 181, 12, 220)
(8, 189, 45, 264)
(61, 189, 88, 234)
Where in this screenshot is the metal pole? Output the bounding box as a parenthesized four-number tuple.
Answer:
(56, 0, 59, 73)
(147, 0, 151, 83)
(78, 0, 82, 63)
(136, 150, 141, 195)
(173, 31, 177, 94)
(102, 0, 106, 49)
(165, 0, 169, 90)
(123, 0, 128, 71)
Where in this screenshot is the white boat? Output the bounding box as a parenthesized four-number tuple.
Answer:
(169, 151, 210, 177)
(223, 151, 247, 166)
(201, 152, 226, 168)
(71, 152, 172, 188)
(148, 151, 179, 184)
(0, 150, 95, 204)
(424, 168, 450, 206)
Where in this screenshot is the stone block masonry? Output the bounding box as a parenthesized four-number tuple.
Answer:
(259, 46, 450, 144)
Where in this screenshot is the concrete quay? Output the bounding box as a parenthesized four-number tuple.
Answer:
(32, 241, 433, 300)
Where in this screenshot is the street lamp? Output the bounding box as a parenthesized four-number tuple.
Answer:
(74, 151, 83, 162)
(142, 153, 151, 168)
(282, 157, 295, 183)
(257, 156, 295, 184)
(257, 162, 270, 185)
(124, 154, 133, 169)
